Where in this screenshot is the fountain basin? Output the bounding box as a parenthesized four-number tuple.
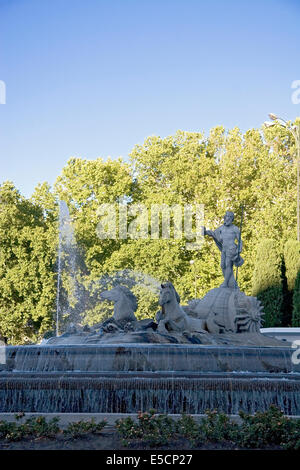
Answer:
(1, 344, 297, 374)
(0, 344, 299, 415)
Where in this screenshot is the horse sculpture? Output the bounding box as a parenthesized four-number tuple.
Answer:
(157, 282, 206, 335)
(100, 285, 138, 323)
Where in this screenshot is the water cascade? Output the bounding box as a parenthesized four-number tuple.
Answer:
(0, 344, 299, 415)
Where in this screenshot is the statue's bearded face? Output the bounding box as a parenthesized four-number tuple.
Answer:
(224, 212, 234, 226)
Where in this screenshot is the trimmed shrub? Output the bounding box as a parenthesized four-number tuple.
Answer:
(284, 240, 300, 291)
(237, 405, 293, 449)
(116, 409, 178, 447)
(252, 239, 283, 327)
(292, 269, 300, 327)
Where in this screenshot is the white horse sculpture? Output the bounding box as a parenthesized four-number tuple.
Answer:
(100, 285, 138, 322)
(157, 282, 206, 335)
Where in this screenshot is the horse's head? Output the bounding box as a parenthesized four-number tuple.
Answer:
(100, 285, 138, 312)
(100, 286, 121, 302)
(159, 282, 180, 306)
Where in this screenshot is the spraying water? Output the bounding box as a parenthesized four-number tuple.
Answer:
(81, 269, 161, 323)
(55, 199, 161, 334)
(56, 200, 79, 336)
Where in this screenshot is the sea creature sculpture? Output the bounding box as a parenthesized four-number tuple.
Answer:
(100, 285, 138, 322)
(157, 282, 206, 335)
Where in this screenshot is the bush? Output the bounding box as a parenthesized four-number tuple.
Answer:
(63, 418, 107, 439)
(237, 405, 292, 448)
(175, 413, 201, 445)
(1, 407, 300, 449)
(116, 409, 178, 447)
(0, 415, 107, 442)
(116, 406, 300, 450)
(0, 415, 60, 441)
(199, 410, 239, 443)
(281, 420, 300, 450)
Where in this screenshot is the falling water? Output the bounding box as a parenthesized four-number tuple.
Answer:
(55, 204, 62, 336)
(56, 201, 80, 335)
(1, 344, 300, 414)
(55, 198, 162, 334)
(77, 269, 161, 325)
(86, 269, 161, 296)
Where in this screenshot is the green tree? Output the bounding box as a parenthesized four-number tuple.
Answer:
(292, 270, 300, 327)
(129, 130, 224, 303)
(251, 239, 284, 327)
(284, 240, 300, 291)
(53, 157, 136, 324)
(129, 126, 297, 299)
(55, 157, 134, 274)
(282, 240, 300, 326)
(0, 182, 57, 343)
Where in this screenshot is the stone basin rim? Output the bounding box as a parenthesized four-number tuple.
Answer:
(2, 371, 300, 379)
(4, 343, 292, 350)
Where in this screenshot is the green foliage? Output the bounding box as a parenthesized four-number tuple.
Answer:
(0, 408, 300, 449)
(199, 409, 239, 443)
(55, 157, 134, 275)
(257, 287, 284, 327)
(0, 182, 57, 343)
(131, 284, 158, 320)
(281, 420, 300, 450)
(252, 239, 284, 327)
(292, 269, 300, 326)
(63, 418, 107, 439)
(128, 127, 297, 299)
(237, 405, 293, 449)
(284, 240, 300, 291)
(282, 240, 300, 326)
(0, 414, 107, 442)
(115, 416, 138, 446)
(116, 409, 177, 447)
(0, 415, 60, 441)
(116, 409, 238, 448)
(115, 406, 300, 449)
(252, 239, 282, 293)
(175, 413, 201, 445)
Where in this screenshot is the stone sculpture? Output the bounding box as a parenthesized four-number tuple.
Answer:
(156, 282, 206, 335)
(99, 285, 138, 333)
(204, 211, 243, 289)
(185, 288, 264, 334)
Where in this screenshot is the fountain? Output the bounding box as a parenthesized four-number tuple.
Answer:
(0, 210, 299, 416)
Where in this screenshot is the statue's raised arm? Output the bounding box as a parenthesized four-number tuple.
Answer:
(204, 226, 223, 252)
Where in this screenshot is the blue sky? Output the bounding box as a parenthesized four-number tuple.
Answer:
(0, 0, 299, 198)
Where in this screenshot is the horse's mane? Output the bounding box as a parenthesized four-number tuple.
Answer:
(116, 285, 138, 312)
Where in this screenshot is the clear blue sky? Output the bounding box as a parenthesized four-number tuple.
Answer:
(0, 0, 299, 198)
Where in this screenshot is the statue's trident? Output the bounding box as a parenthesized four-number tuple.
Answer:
(235, 204, 244, 285)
